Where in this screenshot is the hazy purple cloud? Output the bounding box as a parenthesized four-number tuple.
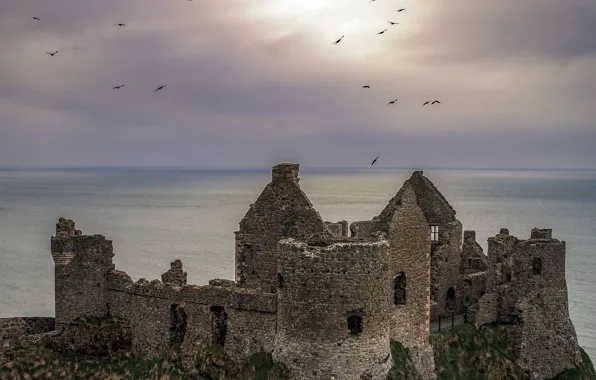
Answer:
(1, 0, 595, 168)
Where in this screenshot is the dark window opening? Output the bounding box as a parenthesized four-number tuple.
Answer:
(169, 304, 187, 345)
(278, 273, 284, 289)
(430, 225, 439, 242)
(347, 312, 363, 335)
(445, 287, 456, 312)
(468, 258, 472, 266)
(210, 306, 228, 346)
(393, 272, 406, 305)
(532, 257, 542, 275)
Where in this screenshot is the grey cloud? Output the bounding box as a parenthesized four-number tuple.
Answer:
(1, 0, 596, 168)
(404, 0, 596, 65)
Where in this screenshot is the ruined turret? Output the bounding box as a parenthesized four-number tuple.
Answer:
(51, 218, 114, 330)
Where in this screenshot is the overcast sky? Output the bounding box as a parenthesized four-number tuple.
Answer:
(1, 0, 595, 169)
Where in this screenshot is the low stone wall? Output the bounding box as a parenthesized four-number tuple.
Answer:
(0, 317, 56, 358)
(107, 270, 277, 360)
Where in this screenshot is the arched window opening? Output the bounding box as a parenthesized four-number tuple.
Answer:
(393, 272, 406, 305)
(347, 312, 363, 335)
(532, 257, 543, 275)
(169, 304, 187, 346)
(210, 306, 228, 347)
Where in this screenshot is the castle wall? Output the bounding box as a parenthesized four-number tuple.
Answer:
(51, 218, 115, 330)
(473, 228, 582, 380)
(461, 231, 488, 276)
(106, 270, 276, 360)
(235, 163, 329, 292)
(349, 183, 436, 380)
(324, 220, 349, 237)
(0, 317, 55, 354)
(274, 237, 392, 380)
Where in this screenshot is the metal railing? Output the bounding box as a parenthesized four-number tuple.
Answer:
(431, 307, 469, 332)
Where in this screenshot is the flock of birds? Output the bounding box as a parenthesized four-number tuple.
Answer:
(29, 3, 442, 166)
(328, 6, 443, 166)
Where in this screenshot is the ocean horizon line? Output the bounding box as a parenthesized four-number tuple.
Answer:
(0, 165, 595, 172)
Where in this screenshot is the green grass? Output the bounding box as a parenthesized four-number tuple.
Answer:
(2, 319, 594, 379)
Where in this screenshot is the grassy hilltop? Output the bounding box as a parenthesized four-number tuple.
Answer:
(1, 317, 594, 379)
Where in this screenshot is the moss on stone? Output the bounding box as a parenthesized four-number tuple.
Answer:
(386, 340, 424, 380)
(429, 323, 596, 380)
(549, 348, 596, 380)
(2, 321, 594, 379)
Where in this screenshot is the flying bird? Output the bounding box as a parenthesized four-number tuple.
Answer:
(386, 98, 398, 105)
(422, 101, 430, 107)
(432, 100, 441, 104)
(30, 17, 40, 20)
(46, 51, 58, 56)
(388, 21, 400, 25)
(115, 23, 126, 26)
(332, 35, 344, 45)
(362, 85, 371, 88)
(371, 156, 379, 166)
(154, 85, 167, 92)
(377, 29, 388, 35)
(112, 85, 125, 89)
(397, 8, 406, 12)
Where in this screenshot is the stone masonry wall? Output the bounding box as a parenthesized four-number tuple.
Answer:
(107, 269, 276, 361)
(274, 236, 392, 380)
(350, 182, 436, 380)
(324, 220, 349, 237)
(235, 163, 329, 292)
(473, 228, 583, 380)
(460, 230, 488, 308)
(51, 218, 115, 330)
(377, 172, 464, 320)
(0, 317, 55, 355)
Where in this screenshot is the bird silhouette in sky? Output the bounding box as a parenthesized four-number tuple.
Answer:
(46, 51, 58, 56)
(371, 156, 379, 166)
(388, 21, 400, 25)
(432, 100, 441, 104)
(397, 8, 406, 12)
(154, 85, 167, 92)
(362, 85, 370, 88)
(377, 29, 388, 35)
(31, 17, 40, 20)
(112, 85, 125, 89)
(386, 98, 398, 105)
(115, 23, 126, 27)
(332, 35, 344, 45)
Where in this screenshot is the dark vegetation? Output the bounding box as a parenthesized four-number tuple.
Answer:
(1, 317, 594, 379)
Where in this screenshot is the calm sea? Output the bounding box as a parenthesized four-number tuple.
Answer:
(1, 167, 595, 359)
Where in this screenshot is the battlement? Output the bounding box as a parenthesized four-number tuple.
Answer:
(55, 217, 82, 237)
(530, 228, 553, 240)
(106, 270, 276, 313)
(272, 163, 299, 183)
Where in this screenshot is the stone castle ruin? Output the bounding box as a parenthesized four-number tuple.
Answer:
(0, 163, 584, 380)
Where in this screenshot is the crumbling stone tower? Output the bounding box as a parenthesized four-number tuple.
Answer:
(350, 180, 436, 380)
(235, 163, 329, 292)
(472, 228, 582, 380)
(51, 218, 115, 330)
(274, 235, 392, 380)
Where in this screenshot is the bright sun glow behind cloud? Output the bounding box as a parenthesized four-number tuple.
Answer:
(245, 0, 424, 59)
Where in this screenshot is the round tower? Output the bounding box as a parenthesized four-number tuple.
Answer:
(274, 234, 392, 380)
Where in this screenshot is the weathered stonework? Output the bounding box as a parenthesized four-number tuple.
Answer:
(274, 237, 392, 380)
(350, 181, 436, 380)
(4, 164, 587, 380)
(471, 228, 583, 379)
(161, 259, 188, 286)
(234, 163, 329, 292)
(51, 218, 115, 330)
(460, 230, 488, 308)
